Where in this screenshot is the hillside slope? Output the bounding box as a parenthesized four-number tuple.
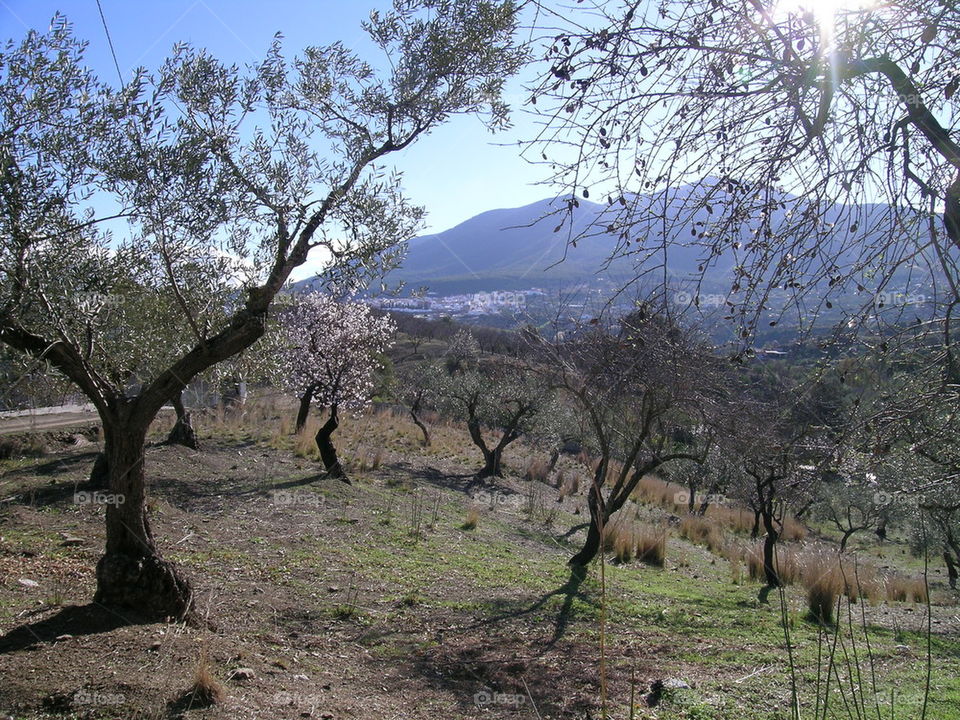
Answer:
(0, 403, 957, 719)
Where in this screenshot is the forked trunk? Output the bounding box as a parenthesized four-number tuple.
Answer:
(315, 405, 349, 483)
(166, 390, 200, 450)
(476, 445, 504, 479)
(94, 417, 194, 621)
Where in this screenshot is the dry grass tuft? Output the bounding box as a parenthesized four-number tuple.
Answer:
(185, 648, 225, 707)
(461, 509, 480, 531)
(743, 544, 803, 585)
(807, 573, 840, 624)
(603, 519, 667, 566)
(293, 418, 319, 459)
(781, 515, 808, 542)
(887, 575, 928, 604)
(635, 527, 667, 567)
(679, 514, 726, 553)
(524, 457, 552, 483)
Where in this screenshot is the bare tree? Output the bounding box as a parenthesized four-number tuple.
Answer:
(536, 308, 721, 567)
(528, 0, 960, 340)
(723, 374, 827, 587)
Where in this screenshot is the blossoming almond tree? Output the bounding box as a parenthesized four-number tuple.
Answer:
(0, 2, 523, 621)
(281, 293, 395, 482)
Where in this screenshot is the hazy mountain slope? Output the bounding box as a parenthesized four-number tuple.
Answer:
(296, 182, 939, 303)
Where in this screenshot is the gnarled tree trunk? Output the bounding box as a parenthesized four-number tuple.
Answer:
(568, 460, 612, 567)
(477, 445, 505, 479)
(295, 382, 318, 434)
(94, 414, 194, 621)
(943, 550, 957, 590)
(166, 390, 199, 450)
(468, 416, 521, 479)
(408, 394, 431, 447)
(315, 404, 349, 483)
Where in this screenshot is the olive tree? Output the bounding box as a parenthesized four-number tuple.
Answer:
(436, 331, 556, 478)
(0, 4, 523, 620)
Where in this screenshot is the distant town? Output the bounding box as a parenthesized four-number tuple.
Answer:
(368, 289, 548, 319)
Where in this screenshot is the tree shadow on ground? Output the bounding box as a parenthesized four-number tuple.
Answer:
(402, 580, 602, 718)
(387, 461, 475, 492)
(460, 565, 593, 647)
(0, 603, 153, 655)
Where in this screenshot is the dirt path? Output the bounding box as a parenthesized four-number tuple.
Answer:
(0, 404, 174, 435)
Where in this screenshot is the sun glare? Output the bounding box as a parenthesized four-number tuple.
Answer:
(773, 0, 878, 36)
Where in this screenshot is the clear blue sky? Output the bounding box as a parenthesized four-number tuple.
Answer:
(0, 1, 549, 246)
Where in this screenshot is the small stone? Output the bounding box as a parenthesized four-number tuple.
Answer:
(18, 578, 39, 588)
(293, 674, 309, 681)
(228, 667, 256, 682)
(60, 535, 84, 547)
(327, 586, 339, 593)
(149, 641, 162, 652)
(54, 634, 72, 641)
